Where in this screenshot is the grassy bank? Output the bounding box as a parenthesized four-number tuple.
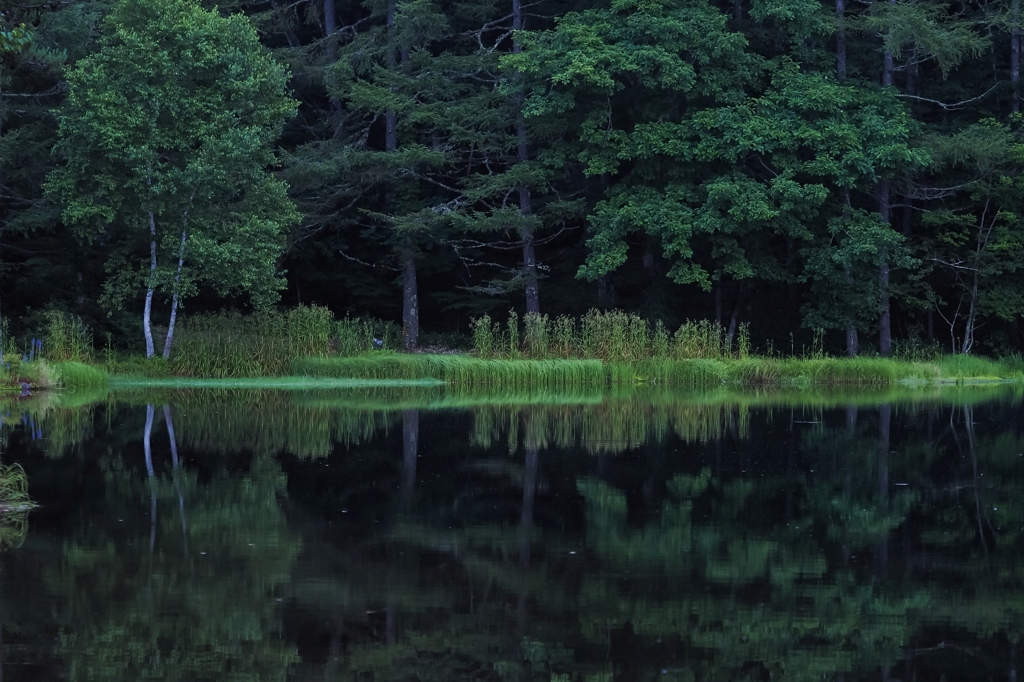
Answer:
(4, 353, 1022, 393)
(3, 308, 1023, 391)
(292, 353, 1021, 387)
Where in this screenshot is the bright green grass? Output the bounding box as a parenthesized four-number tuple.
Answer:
(292, 354, 1012, 387)
(51, 361, 108, 389)
(108, 376, 445, 390)
(294, 354, 606, 387)
(26, 351, 1024, 393)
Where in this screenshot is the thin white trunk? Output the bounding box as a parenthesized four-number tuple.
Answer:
(144, 213, 158, 359)
(163, 230, 188, 359)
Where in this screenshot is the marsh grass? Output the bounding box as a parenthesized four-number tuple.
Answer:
(43, 311, 93, 362)
(475, 310, 737, 361)
(52, 362, 108, 390)
(295, 354, 606, 388)
(934, 354, 1019, 381)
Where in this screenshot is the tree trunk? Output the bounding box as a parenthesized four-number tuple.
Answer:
(725, 285, 741, 350)
(1014, 0, 1021, 114)
(902, 52, 917, 238)
(839, 188, 856, 352)
(325, 0, 342, 116)
(163, 230, 187, 359)
(838, 15, 859, 356)
(513, 0, 540, 314)
(144, 213, 158, 359)
(144, 404, 157, 553)
(402, 241, 419, 349)
(963, 268, 979, 355)
(714, 272, 723, 326)
(836, 0, 846, 82)
(845, 321, 859, 357)
(0, 81, 4, 357)
(324, 0, 336, 40)
(878, 179, 892, 357)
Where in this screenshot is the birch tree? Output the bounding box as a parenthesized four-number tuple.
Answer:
(46, 0, 298, 357)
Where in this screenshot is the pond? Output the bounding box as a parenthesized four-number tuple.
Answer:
(1, 384, 1023, 681)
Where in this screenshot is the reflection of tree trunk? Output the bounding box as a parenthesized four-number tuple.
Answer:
(518, 445, 538, 638)
(143, 214, 158, 359)
(402, 410, 418, 508)
(144, 404, 157, 553)
(965, 405, 989, 554)
(842, 406, 857, 561)
(876, 404, 891, 572)
(385, 603, 396, 646)
(164, 405, 188, 554)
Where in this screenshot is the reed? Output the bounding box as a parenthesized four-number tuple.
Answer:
(168, 306, 336, 377)
(295, 354, 606, 388)
(42, 310, 94, 362)
(52, 361, 108, 390)
(473, 309, 732, 361)
(934, 354, 1018, 381)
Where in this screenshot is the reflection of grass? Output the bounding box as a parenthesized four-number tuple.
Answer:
(0, 464, 33, 550)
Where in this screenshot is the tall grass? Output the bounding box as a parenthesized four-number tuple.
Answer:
(295, 354, 606, 388)
(42, 311, 93, 362)
(474, 310, 740, 361)
(161, 306, 397, 378)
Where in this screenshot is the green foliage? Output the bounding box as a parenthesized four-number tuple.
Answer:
(45, 0, 299, 340)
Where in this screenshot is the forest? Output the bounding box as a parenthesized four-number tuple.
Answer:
(2, 0, 1024, 359)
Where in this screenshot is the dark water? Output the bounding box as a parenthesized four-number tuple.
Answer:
(2, 386, 1024, 681)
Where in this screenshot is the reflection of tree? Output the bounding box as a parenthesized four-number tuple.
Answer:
(574, 472, 922, 681)
(46, 406, 301, 681)
(10, 391, 1024, 679)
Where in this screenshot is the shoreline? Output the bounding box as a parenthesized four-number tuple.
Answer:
(4, 354, 1023, 393)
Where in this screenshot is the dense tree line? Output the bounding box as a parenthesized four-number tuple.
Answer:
(2, 0, 1024, 355)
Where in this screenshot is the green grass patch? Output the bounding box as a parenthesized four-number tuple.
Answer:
(108, 376, 444, 390)
(294, 354, 606, 388)
(51, 361, 108, 390)
(934, 354, 1021, 382)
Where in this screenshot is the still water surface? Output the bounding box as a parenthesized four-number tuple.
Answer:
(1, 386, 1023, 680)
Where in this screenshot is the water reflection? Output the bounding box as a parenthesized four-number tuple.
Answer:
(0, 385, 1022, 679)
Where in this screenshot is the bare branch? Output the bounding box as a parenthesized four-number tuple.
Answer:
(897, 83, 999, 111)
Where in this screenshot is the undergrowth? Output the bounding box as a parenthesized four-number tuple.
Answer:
(473, 310, 748, 361)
